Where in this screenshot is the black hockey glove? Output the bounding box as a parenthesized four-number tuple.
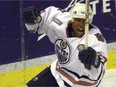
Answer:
(78, 47, 100, 69)
(22, 6, 41, 24)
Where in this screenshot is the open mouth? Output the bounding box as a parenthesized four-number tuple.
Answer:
(76, 28, 85, 37)
(77, 28, 84, 33)
(78, 29, 84, 32)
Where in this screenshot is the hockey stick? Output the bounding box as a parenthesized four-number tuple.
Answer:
(85, 0, 90, 49)
(64, 0, 84, 11)
(84, 0, 91, 70)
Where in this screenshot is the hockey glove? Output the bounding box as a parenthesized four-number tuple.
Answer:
(22, 6, 41, 24)
(78, 47, 100, 69)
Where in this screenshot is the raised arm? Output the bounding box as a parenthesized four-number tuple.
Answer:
(22, 6, 71, 43)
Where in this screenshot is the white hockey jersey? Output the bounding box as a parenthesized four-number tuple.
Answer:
(25, 6, 107, 87)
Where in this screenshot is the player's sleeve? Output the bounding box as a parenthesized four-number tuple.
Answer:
(39, 6, 71, 43)
(25, 6, 71, 43)
(85, 30, 107, 85)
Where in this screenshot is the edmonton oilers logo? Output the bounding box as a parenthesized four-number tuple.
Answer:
(55, 39, 71, 64)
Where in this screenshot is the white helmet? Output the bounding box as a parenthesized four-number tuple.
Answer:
(69, 3, 93, 23)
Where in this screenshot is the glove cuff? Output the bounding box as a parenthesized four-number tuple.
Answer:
(93, 55, 100, 68)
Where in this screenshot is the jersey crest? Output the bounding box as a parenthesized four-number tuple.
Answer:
(55, 39, 71, 64)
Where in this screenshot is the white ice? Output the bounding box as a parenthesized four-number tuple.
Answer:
(103, 69, 116, 87)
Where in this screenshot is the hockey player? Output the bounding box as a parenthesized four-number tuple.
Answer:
(23, 3, 107, 87)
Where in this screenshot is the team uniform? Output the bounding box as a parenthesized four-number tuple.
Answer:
(25, 6, 107, 87)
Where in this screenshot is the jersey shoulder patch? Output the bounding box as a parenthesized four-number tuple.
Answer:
(94, 33, 105, 42)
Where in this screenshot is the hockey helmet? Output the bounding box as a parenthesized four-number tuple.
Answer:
(69, 3, 93, 23)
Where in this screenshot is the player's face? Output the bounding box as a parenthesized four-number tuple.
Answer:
(72, 18, 85, 38)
